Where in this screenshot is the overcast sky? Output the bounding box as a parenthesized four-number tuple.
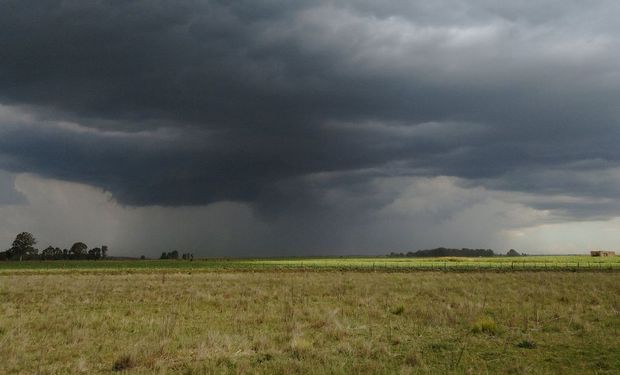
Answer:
(1, 0, 619, 256)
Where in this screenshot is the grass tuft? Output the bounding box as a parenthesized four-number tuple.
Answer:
(390, 305, 405, 315)
(112, 354, 134, 372)
(471, 316, 498, 335)
(404, 352, 420, 367)
(517, 340, 537, 349)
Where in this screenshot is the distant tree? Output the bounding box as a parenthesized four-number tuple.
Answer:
(402, 247, 495, 258)
(70, 242, 88, 258)
(506, 249, 521, 257)
(10, 232, 38, 261)
(101, 245, 108, 258)
(41, 246, 55, 259)
(88, 247, 102, 260)
(160, 251, 181, 259)
(140, 255, 146, 260)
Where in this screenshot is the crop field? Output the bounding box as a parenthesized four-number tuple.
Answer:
(0, 261, 619, 374)
(0, 255, 619, 273)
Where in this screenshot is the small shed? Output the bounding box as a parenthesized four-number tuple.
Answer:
(590, 250, 616, 257)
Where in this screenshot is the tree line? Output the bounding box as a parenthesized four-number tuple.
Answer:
(160, 250, 194, 260)
(388, 247, 525, 257)
(0, 232, 108, 261)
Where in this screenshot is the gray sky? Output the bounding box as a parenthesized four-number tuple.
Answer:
(1, 0, 619, 256)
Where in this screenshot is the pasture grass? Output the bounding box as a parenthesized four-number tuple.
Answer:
(0, 255, 619, 274)
(0, 271, 619, 374)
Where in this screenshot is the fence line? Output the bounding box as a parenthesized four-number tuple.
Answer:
(243, 261, 620, 272)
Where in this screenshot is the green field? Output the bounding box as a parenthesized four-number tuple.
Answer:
(1, 257, 619, 374)
(1, 270, 619, 374)
(1, 255, 619, 273)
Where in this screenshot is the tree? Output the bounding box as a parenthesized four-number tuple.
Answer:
(53, 247, 63, 259)
(41, 246, 55, 259)
(11, 232, 37, 261)
(70, 242, 88, 258)
(506, 249, 521, 257)
(88, 247, 102, 260)
(160, 252, 168, 260)
(101, 245, 108, 258)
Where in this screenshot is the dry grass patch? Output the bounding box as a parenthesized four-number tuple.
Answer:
(0, 271, 618, 373)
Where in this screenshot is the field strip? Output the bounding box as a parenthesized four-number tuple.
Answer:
(1, 258, 619, 275)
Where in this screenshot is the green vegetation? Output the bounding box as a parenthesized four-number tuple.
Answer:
(1, 255, 619, 273)
(0, 271, 618, 374)
(389, 247, 497, 257)
(0, 232, 109, 261)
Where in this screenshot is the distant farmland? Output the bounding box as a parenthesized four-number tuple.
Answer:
(0, 255, 619, 273)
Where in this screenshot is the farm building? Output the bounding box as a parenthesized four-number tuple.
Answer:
(590, 250, 615, 257)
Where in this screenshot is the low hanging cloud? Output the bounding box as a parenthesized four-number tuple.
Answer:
(1, 0, 620, 254)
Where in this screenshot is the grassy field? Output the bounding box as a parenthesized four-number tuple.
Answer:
(0, 267, 619, 374)
(1, 255, 619, 273)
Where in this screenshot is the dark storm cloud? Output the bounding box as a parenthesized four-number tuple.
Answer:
(1, 0, 620, 219)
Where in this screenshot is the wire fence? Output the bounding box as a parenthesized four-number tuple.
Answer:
(247, 260, 620, 272)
